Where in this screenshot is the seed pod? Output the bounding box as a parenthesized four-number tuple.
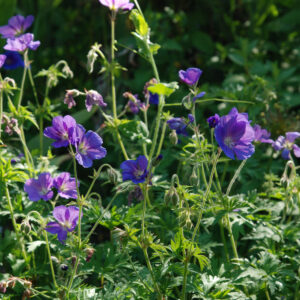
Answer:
(164, 186, 179, 206)
(107, 168, 118, 185)
(20, 220, 31, 235)
(169, 130, 178, 145)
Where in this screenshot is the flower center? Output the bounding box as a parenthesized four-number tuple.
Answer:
(78, 142, 87, 154)
(134, 168, 144, 179)
(224, 136, 234, 148)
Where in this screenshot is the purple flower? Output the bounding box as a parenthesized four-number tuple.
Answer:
(99, 0, 134, 11)
(85, 90, 107, 112)
(0, 15, 34, 39)
(207, 114, 220, 128)
(149, 92, 159, 105)
(45, 205, 81, 243)
(44, 115, 77, 148)
(71, 125, 107, 168)
(124, 92, 145, 114)
(24, 173, 53, 202)
(64, 90, 77, 109)
(188, 114, 195, 123)
(120, 155, 148, 184)
(54, 172, 78, 199)
(1, 51, 24, 70)
(144, 78, 159, 105)
(253, 124, 273, 143)
(4, 33, 40, 52)
(0, 55, 6, 68)
(193, 91, 206, 102)
(272, 132, 300, 160)
(214, 107, 255, 160)
(167, 115, 194, 137)
(179, 68, 202, 86)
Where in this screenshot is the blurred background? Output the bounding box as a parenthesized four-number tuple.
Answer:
(0, 0, 300, 191)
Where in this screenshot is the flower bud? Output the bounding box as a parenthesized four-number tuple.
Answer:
(51, 256, 59, 264)
(23, 280, 32, 289)
(151, 154, 163, 167)
(85, 248, 95, 262)
(22, 289, 31, 299)
(169, 130, 178, 145)
(20, 220, 31, 235)
(0, 282, 7, 293)
(189, 169, 199, 186)
(107, 168, 118, 185)
(164, 186, 179, 206)
(60, 264, 68, 271)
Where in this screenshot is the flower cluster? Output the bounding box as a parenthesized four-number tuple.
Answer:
(44, 115, 107, 168)
(0, 15, 40, 53)
(24, 172, 78, 202)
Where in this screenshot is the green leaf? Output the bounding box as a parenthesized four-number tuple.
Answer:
(130, 9, 148, 37)
(118, 120, 151, 144)
(148, 82, 178, 97)
(27, 241, 46, 253)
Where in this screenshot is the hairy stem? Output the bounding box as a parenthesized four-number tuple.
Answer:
(17, 50, 28, 108)
(44, 230, 58, 288)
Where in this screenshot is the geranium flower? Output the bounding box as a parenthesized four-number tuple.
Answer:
(1, 51, 24, 70)
(253, 124, 273, 143)
(193, 91, 206, 102)
(0, 15, 34, 39)
(0, 55, 6, 68)
(54, 172, 78, 199)
(71, 125, 107, 168)
(4, 33, 40, 52)
(214, 107, 255, 160)
(120, 155, 148, 184)
(24, 173, 53, 201)
(45, 205, 81, 243)
(178, 68, 202, 86)
(167, 114, 194, 137)
(44, 115, 77, 148)
(64, 90, 77, 109)
(99, 0, 134, 11)
(207, 114, 220, 128)
(272, 132, 300, 160)
(85, 90, 107, 112)
(144, 78, 159, 105)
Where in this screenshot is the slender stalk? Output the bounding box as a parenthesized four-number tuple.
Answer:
(44, 230, 58, 288)
(191, 149, 221, 242)
(19, 126, 34, 177)
(17, 50, 28, 108)
(83, 193, 118, 243)
(226, 160, 247, 196)
(141, 185, 162, 298)
(265, 287, 271, 300)
(66, 256, 80, 298)
(27, 61, 40, 106)
(155, 121, 167, 157)
(0, 77, 3, 139)
(163, 98, 253, 107)
(109, 12, 129, 160)
(5, 184, 29, 269)
(181, 254, 189, 300)
(219, 221, 230, 262)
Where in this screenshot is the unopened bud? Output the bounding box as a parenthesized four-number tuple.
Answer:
(189, 169, 199, 186)
(151, 154, 163, 167)
(23, 281, 32, 289)
(164, 186, 179, 206)
(22, 289, 31, 299)
(169, 130, 178, 145)
(0, 282, 7, 293)
(51, 256, 59, 264)
(20, 220, 31, 235)
(107, 168, 118, 185)
(60, 264, 68, 271)
(85, 248, 95, 262)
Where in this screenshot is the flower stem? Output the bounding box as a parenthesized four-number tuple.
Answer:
(110, 12, 129, 160)
(141, 185, 162, 298)
(83, 193, 118, 244)
(17, 50, 28, 109)
(5, 183, 29, 269)
(0, 77, 3, 139)
(44, 230, 58, 288)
